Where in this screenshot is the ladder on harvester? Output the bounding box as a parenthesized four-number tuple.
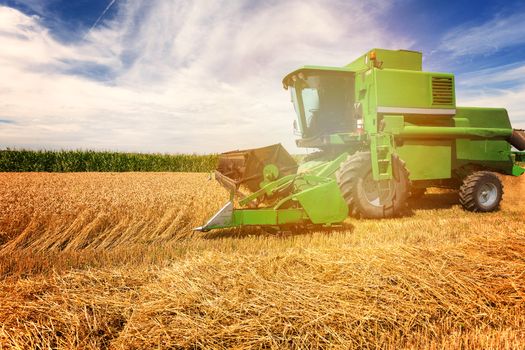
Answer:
(370, 134, 394, 180)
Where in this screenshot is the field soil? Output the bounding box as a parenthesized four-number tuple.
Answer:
(0, 172, 524, 349)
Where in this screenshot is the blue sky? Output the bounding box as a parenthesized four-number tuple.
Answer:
(0, 0, 524, 153)
(3, 0, 119, 39)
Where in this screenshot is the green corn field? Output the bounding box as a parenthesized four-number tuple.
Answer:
(0, 149, 218, 172)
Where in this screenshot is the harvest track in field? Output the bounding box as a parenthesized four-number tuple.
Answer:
(0, 173, 524, 349)
(0, 173, 228, 251)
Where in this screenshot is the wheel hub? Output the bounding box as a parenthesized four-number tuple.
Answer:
(362, 172, 395, 207)
(477, 183, 498, 209)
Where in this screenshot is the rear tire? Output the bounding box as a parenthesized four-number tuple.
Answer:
(336, 152, 410, 218)
(459, 171, 503, 212)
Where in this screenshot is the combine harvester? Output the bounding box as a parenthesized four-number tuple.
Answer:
(196, 49, 525, 232)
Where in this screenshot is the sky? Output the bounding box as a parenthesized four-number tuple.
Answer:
(0, 0, 525, 153)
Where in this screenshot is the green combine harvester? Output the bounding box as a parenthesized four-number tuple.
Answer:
(195, 49, 525, 232)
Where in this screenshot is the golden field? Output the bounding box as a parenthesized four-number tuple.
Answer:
(0, 172, 524, 349)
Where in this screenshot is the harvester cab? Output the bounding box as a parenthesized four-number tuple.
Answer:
(195, 49, 525, 232)
(286, 68, 356, 139)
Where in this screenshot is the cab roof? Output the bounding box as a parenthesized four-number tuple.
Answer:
(282, 66, 353, 89)
(282, 49, 423, 88)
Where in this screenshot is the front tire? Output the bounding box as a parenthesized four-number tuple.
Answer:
(336, 152, 410, 218)
(459, 171, 503, 212)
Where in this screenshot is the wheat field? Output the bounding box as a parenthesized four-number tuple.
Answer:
(0, 172, 524, 349)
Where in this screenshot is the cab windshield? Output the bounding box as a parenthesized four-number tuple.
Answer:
(290, 72, 355, 138)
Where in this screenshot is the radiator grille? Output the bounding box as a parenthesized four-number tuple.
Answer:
(432, 77, 454, 106)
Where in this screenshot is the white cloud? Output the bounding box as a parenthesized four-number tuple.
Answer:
(457, 63, 525, 88)
(440, 11, 525, 57)
(458, 90, 525, 129)
(0, 1, 411, 153)
(456, 64, 525, 129)
(436, 9, 525, 130)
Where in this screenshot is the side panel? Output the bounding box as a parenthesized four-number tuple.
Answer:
(396, 140, 452, 180)
(294, 180, 348, 224)
(233, 209, 307, 226)
(374, 69, 456, 110)
(453, 107, 514, 174)
(455, 107, 511, 129)
(363, 69, 457, 181)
